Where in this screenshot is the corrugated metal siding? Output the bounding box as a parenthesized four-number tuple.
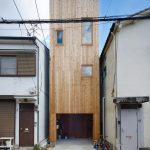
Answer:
(17, 54, 36, 76)
(0, 100, 15, 137)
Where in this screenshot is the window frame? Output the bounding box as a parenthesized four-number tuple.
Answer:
(17, 53, 36, 76)
(0, 53, 36, 77)
(56, 29, 63, 46)
(81, 20, 93, 45)
(81, 65, 93, 77)
(0, 55, 17, 76)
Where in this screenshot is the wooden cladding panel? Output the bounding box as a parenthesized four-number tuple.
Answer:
(17, 54, 36, 75)
(50, 0, 100, 142)
(50, 0, 99, 113)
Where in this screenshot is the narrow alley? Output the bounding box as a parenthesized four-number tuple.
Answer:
(48, 139, 95, 150)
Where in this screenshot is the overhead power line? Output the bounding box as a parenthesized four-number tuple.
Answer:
(0, 15, 150, 24)
(34, 0, 47, 46)
(12, 0, 30, 36)
(105, 0, 113, 17)
(0, 22, 110, 31)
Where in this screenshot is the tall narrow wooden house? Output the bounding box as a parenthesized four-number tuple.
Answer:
(50, 0, 100, 143)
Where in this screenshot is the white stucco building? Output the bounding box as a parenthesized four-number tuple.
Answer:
(100, 8, 150, 150)
(0, 37, 49, 148)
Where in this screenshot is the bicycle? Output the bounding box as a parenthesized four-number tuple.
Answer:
(99, 139, 110, 150)
(97, 136, 110, 150)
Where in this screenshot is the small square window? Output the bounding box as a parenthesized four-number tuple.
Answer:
(82, 65, 92, 77)
(57, 30, 63, 45)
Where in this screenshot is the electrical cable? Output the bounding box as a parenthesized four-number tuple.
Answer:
(0, 14, 149, 24)
(12, 0, 31, 36)
(34, 0, 47, 46)
(105, 0, 113, 17)
(0, 22, 110, 33)
(18, 24, 23, 36)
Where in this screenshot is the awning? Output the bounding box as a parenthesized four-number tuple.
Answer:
(14, 96, 37, 101)
(0, 95, 15, 100)
(113, 96, 149, 104)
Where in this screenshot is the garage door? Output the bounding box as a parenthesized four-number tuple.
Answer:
(57, 114, 93, 138)
(0, 100, 15, 137)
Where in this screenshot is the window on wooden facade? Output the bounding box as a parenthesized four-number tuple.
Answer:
(0, 53, 36, 76)
(82, 65, 93, 77)
(56, 30, 63, 45)
(82, 22, 92, 45)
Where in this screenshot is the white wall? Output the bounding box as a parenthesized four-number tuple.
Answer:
(0, 77, 37, 95)
(0, 43, 37, 96)
(36, 39, 49, 144)
(117, 20, 150, 147)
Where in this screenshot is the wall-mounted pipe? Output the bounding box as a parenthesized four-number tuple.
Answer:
(102, 97, 105, 139)
(34, 39, 40, 143)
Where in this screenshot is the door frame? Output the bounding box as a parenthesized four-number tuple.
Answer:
(120, 108, 138, 150)
(116, 103, 142, 150)
(114, 97, 148, 150)
(19, 103, 34, 147)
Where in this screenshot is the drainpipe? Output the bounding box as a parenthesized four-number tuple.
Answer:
(102, 97, 105, 139)
(34, 38, 40, 144)
(114, 30, 118, 149)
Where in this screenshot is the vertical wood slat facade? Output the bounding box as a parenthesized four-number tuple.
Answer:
(50, 0, 100, 142)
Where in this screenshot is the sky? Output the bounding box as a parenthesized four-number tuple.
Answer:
(0, 0, 150, 53)
(0, 0, 49, 46)
(100, 0, 150, 52)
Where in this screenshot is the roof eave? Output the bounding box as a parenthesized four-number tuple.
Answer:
(100, 22, 118, 62)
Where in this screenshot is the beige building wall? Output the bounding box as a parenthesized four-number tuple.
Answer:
(101, 35, 117, 149)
